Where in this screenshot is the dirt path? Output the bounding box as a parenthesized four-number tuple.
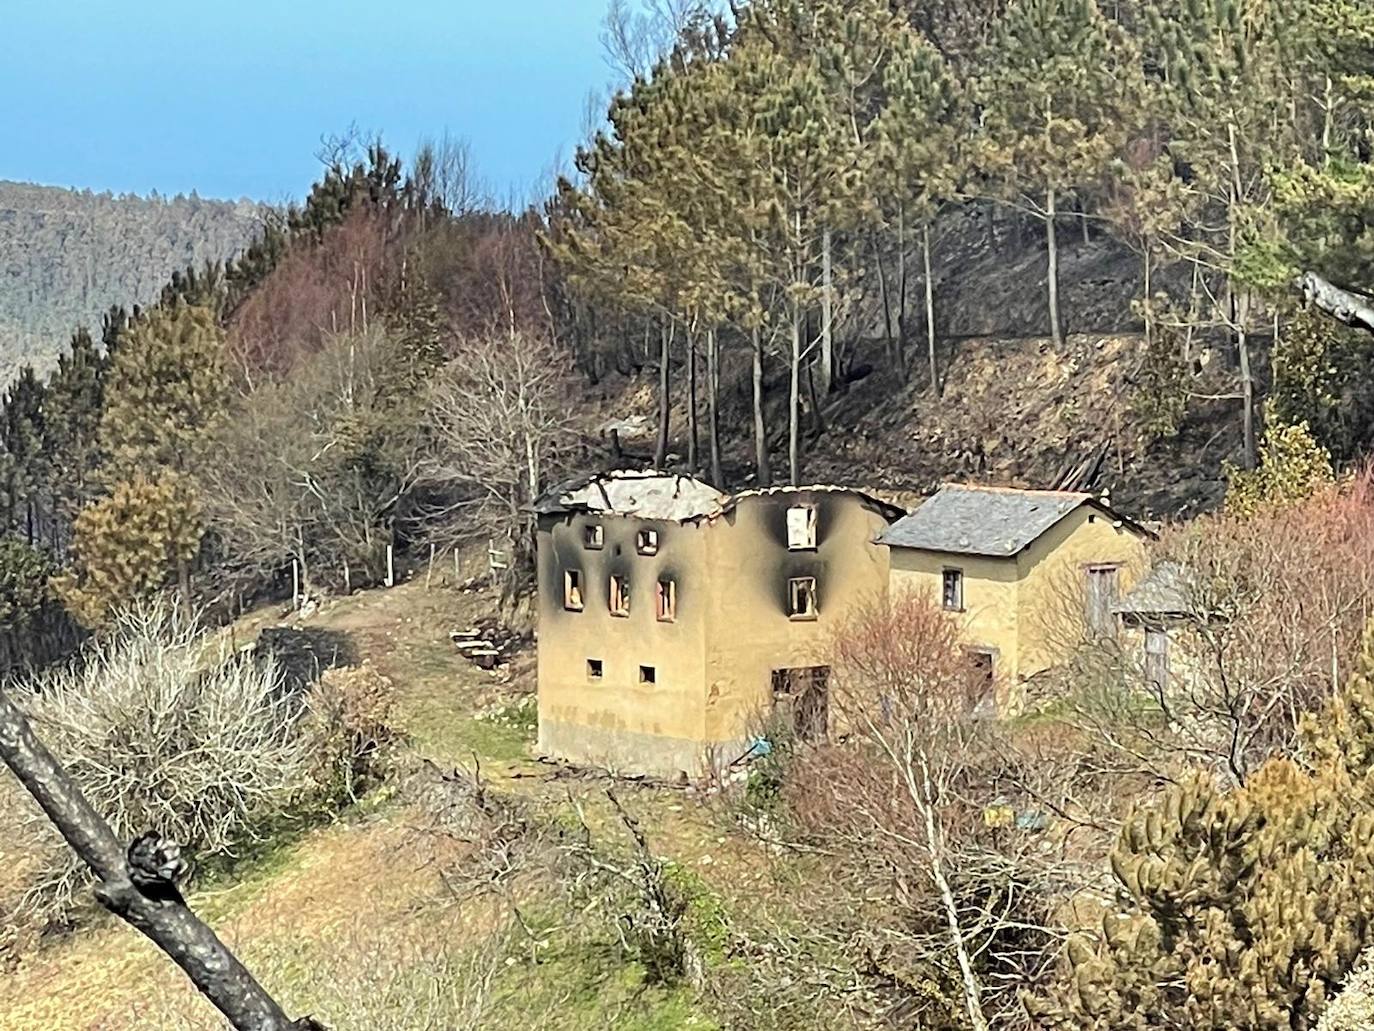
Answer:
(1, 569, 739, 1030)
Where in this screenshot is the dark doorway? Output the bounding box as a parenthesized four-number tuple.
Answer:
(772, 666, 831, 740)
(1144, 629, 1169, 692)
(966, 649, 996, 718)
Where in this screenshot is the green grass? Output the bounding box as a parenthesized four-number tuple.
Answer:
(402, 708, 533, 766)
(491, 939, 718, 1030)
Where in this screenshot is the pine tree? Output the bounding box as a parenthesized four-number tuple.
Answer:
(976, 0, 1140, 348)
(0, 367, 48, 546)
(55, 470, 202, 628)
(871, 25, 962, 388)
(44, 327, 107, 548)
(99, 303, 228, 478)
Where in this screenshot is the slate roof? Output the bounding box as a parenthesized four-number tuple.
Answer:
(877, 484, 1143, 557)
(1112, 562, 1195, 616)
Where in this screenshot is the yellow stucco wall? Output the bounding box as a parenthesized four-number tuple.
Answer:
(888, 547, 1020, 687)
(536, 491, 893, 777)
(887, 503, 1148, 707)
(703, 492, 891, 748)
(1015, 506, 1148, 678)
(536, 511, 710, 775)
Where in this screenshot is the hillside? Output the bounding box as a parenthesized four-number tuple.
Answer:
(0, 181, 263, 380)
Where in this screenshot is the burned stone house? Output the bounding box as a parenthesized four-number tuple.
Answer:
(533, 471, 901, 778)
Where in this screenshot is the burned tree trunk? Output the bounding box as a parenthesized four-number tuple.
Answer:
(1300, 272, 1374, 337)
(0, 687, 321, 1031)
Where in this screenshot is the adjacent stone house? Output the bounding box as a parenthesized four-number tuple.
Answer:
(878, 484, 1153, 710)
(534, 471, 901, 778)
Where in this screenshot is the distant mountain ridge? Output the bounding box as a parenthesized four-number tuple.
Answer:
(0, 180, 265, 382)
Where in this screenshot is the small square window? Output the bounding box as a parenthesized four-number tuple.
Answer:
(786, 505, 818, 550)
(587, 658, 604, 680)
(636, 528, 659, 555)
(584, 524, 604, 549)
(609, 574, 630, 617)
(563, 569, 584, 611)
(788, 576, 817, 620)
(942, 569, 964, 611)
(638, 664, 656, 685)
(656, 579, 676, 621)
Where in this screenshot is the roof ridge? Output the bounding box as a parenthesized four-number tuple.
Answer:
(941, 482, 1092, 499)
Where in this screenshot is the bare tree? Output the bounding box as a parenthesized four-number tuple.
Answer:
(1054, 474, 1374, 788)
(0, 685, 321, 1031)
(411, 133, 486, 218)
(600, 0, 711, 84)
(783, 591, 1071, 1029)
(422, 330, 581, 557)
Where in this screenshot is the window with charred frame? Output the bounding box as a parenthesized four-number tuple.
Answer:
(788, 576, 817, 620)
(563, 569, 584, 611)
(655, 579, 676, 621)
(587, 658, 604, 679)
(942, 568, 964, 611)
(584, 524, 604, 549)
(638, 664, 656, 685)
(636, 528, 659, 555)
(786, 505, 818, 550)
(609, 574, 630, 616)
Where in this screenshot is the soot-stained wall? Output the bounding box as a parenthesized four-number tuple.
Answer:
(535, 492, 896, 777)
(536, 510, 710, 776)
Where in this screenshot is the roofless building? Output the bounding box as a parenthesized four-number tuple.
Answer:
(533, 471, 902, 778)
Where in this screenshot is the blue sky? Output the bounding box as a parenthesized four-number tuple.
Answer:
(0, 1, 611, 203)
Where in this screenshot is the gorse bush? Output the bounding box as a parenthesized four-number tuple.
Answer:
(305, 662, 399, 803)
(13, 601, 386, 925)
(1032, 624, 1374, 1030)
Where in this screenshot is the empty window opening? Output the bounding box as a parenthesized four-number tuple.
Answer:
(1085, 564, 1121, 635)
(772, 666, 830, 740)
(584, 524, 604, 549)
(965, 649, 997, 718)
(788, 576, 817, 620)
(587, 658, 604, 680)
(786, 505, 818, 550)
(656, 579, 676, 621)
(563, 569, 584, 611)
(639, 664, 657, 684)
(609, 574, 631, 617)
(942, 568, 964, 611)
(637, 528, 659, 555)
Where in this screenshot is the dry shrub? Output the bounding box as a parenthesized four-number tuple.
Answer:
(8, 603, 398, 929)
(1057, 469, 1374, 785)
(403, 758, 535, 898)
(777, 591, 1073, 1030)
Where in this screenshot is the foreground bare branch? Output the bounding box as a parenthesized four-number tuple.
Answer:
(0, 685, 320, 1031)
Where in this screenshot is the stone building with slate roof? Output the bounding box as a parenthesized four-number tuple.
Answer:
(878, 484, 1152, 708)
